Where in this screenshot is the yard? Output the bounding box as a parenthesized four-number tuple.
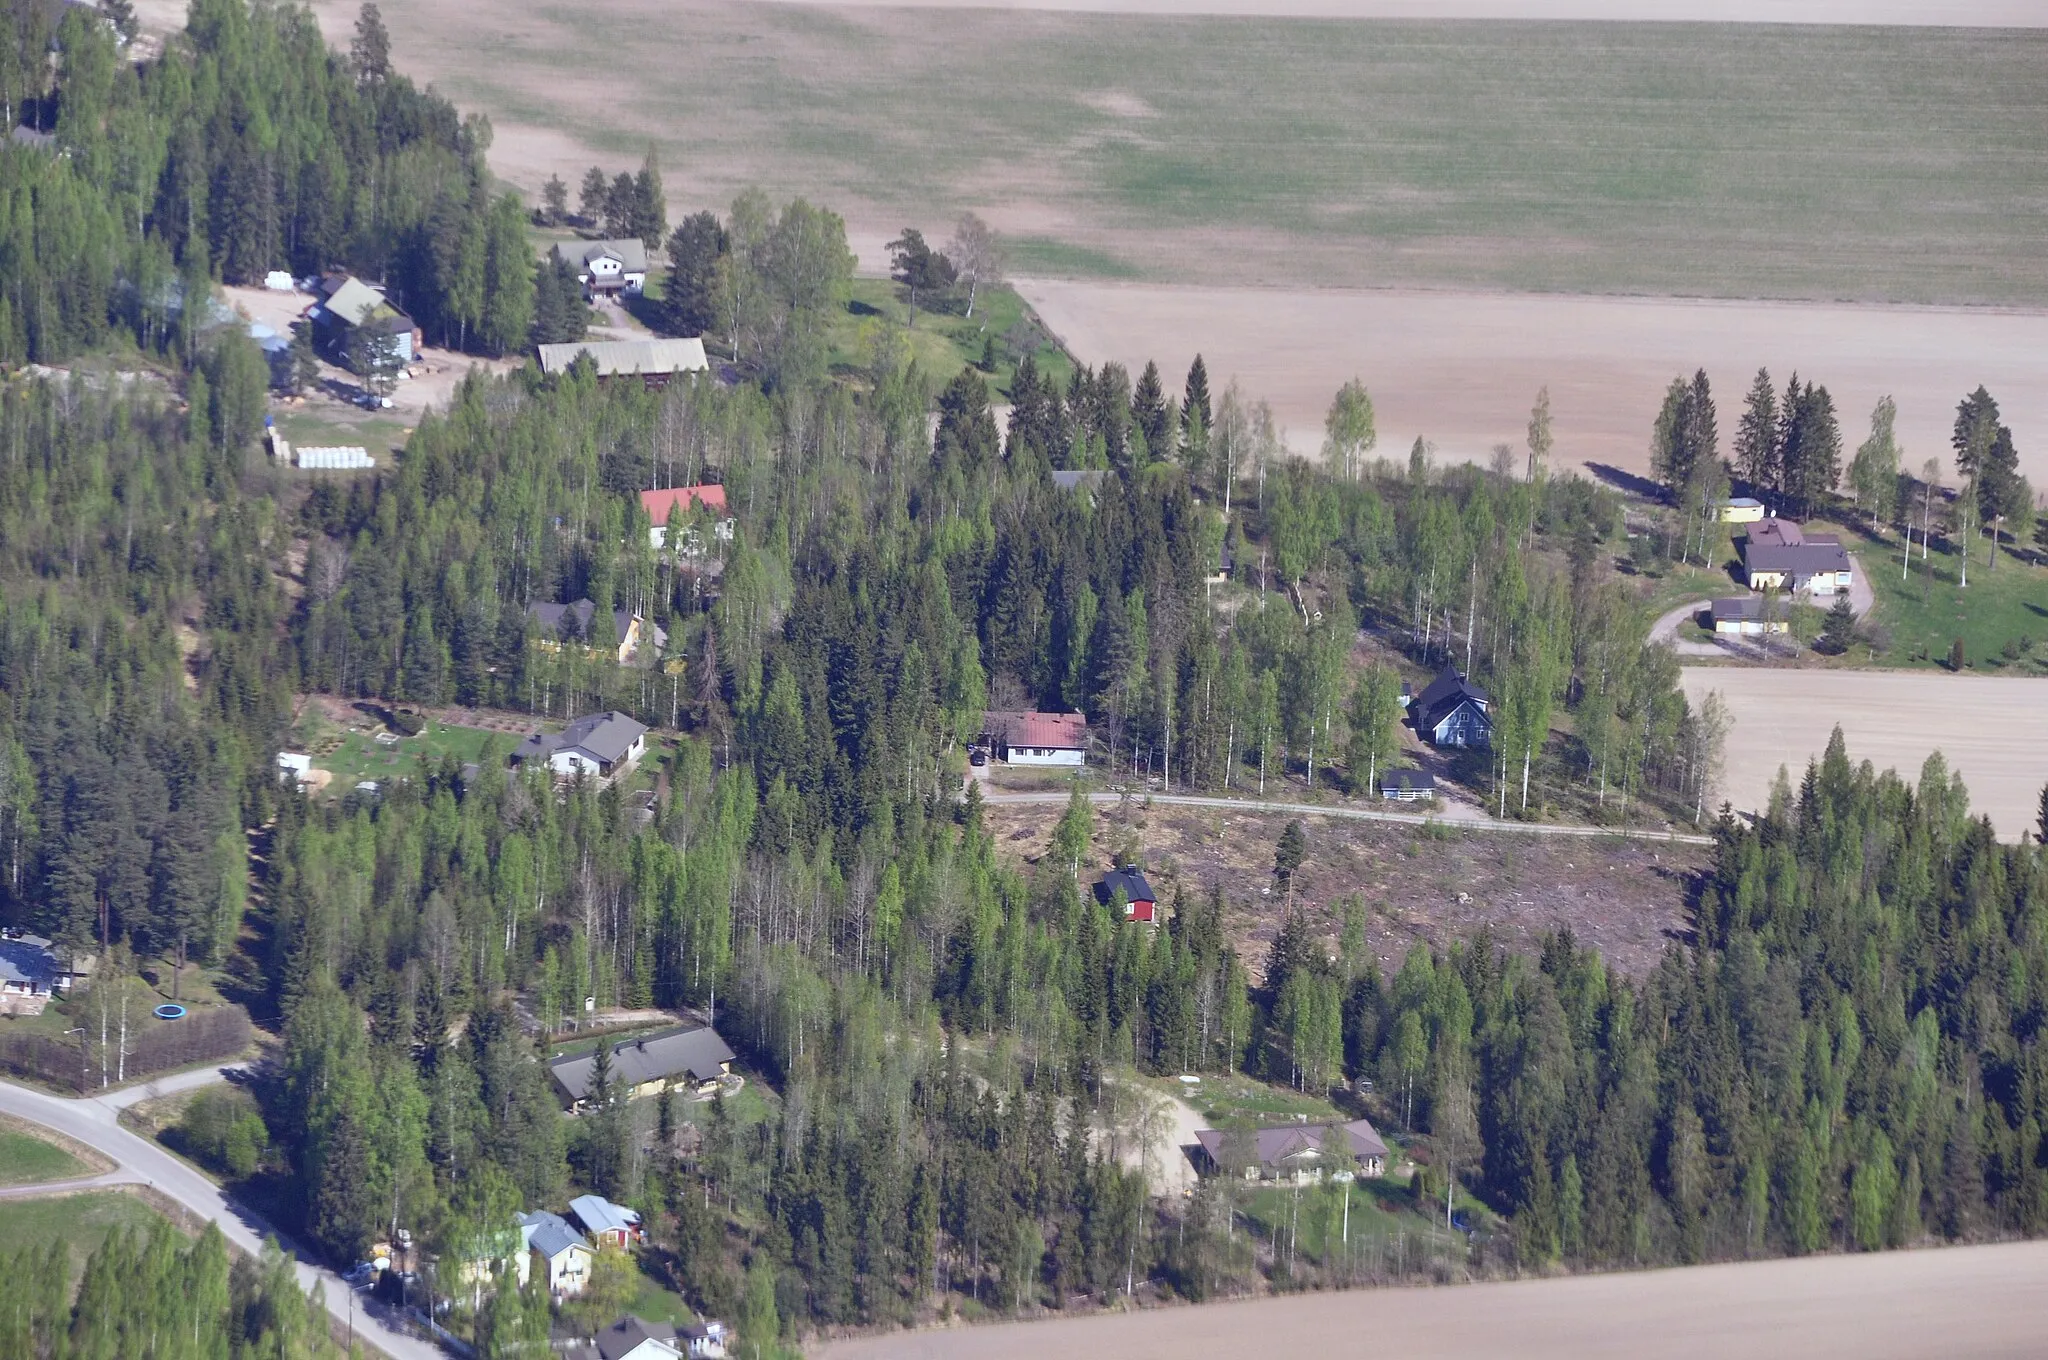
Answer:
(823, 278, 1073, 401)
(0, 1190, 169, 1267)
(0, 1122, 93, 1186)
(289, 704, 511, 796)
(1852, 519, 2048, 674)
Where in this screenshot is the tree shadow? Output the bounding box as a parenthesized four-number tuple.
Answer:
(1585, 463, 1666, 502)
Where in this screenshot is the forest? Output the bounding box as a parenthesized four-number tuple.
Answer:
(1, 3, 2045, 1357)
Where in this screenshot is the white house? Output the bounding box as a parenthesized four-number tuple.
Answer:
(571, 239, 650, 297)
(516, 1210, 594, 1296)
(510, 711, 648, 779)
(276, 752, 313, 784)
(982, 711, 1087, 767)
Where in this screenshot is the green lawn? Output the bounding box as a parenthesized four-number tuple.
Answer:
(1853, 521, 2048, 673)
(0, 1127, 91, 1186)
(0, 1191, 168, 1268)
(1155, 1072, 1344, 1128)
(826, 279, 1073, 401)
(302, 718, 509, 796)
(410, 7, 2048, 304)
(628, 1262, 699, 1329)
(272, 408, 411, 465)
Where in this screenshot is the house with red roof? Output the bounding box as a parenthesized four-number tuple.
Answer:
(981, 710, 1087, 767)
(641, 485, 730, 550)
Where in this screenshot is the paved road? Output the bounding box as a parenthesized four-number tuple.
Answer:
(980, 790, 1714, 846)
(0, 1071, 434, 1360)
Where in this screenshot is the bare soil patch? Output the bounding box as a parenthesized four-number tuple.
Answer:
(1021, 280, 2048, 480)
(982, 800, 1702, 976)
(1683, 667, 2048, 841)
(818, 1238, 2048, 1360)
(750, 0, 2043, 21)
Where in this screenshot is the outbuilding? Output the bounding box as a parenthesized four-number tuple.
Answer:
(1095, 866, 1157, 923)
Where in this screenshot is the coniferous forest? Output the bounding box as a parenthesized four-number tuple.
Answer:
(0, 4, 2045, 1357)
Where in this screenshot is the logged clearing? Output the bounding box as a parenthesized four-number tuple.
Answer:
(817, 1238, 2048, 1360)
(257, 4, 2048, 307)
(982, 801, 1702, 976)
(1021, 281, 2048, 479)
(1682, 668, 2048, 841)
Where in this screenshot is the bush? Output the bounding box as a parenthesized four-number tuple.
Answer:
(176, 1086, 269, 1179)
(390, 708, 426, 737)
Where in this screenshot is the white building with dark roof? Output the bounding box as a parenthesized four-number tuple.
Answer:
(510, 711, 648, 780)
(547, 1025, 736, 1108)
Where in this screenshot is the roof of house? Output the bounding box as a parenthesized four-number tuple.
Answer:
(1711, 596, 1769, 622)
(1742, 540, 1851, 576)
(537, 339, 709, 378)
(1413, 665, 1490, 733)
(1746, 517, 1804, 547)
(1097, 866, 1156, 906)
(568, 1195, 642, 1239)
(517, 1210, 589, 1263)
(1193, 1118, 1390, 1171)
(985, 711, 1087, 749)
(319, 277, 411, 331)
(528, 599, 636, 645)
(548, 1025, 737, 1103)
(575, 239, 650, 275)
(512, 711, 649, 767)
(1049, 469, 1109, 492)
(595, 1316, 680, 1360)
(0, 934, 58, 989)
(1381, 768, 1435, 792)
(641, 485, 729, 522)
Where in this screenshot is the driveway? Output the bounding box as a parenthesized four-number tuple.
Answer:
(0, 1070, 437, 1360)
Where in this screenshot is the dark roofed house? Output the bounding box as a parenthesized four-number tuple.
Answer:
(510, 711, 648, 780)
(593, 1314, 681, 1360)
(309, 275, 418, 366)
(1412, 665, 1491, 749)
(0, 932, 65, 1015)
(526, 598, 660, 665)
(1740, 519, 1853, 596)
(1193, 1117, 1390, 1183)
(547, 1024, 736, 1108)
(1710, 596, 1789, 637)
(1095, 866, 1157, 923)
(1380, 768, 1436, 802)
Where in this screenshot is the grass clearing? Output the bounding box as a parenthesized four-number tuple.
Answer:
(827, 279, 1073, 399)
(0, 1126, 91, 1186)
(297, 715, 508, 796)
(0, 1191, 168, 1269)
(1850, 520, 2048, 673)
(375, 2, 2048, 306)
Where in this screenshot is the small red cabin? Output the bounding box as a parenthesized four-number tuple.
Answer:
(1096, 866, 1157, 923)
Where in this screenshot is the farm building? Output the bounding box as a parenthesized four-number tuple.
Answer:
(309, 275, 418, 367)
(1380, 768, 1436, 802)
(537, 338, 708, 384)
(547, 1025, 736, 1109)
(1740, 519, 1853, 596)
(510, 711, 648, 779)
(1412, 665, 1491, 748)
(1094, 866, 1157, 923)
(1192, 1118, 1390, 1183)
(1710, 597, 1790, 636)
(982, 710, 1087, 766)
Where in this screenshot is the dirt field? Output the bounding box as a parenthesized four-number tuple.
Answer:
(1681, 668, 2048, 841)
(1021, 280, 2048, 479)
(215, 4, 2048, 310)
(752, 0, 2043, 20)
(817, 1238, 2048, 1360)
(982, 801, 1702, 976)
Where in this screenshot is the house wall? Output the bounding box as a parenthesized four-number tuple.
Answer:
(1007, 745, 1085, 767)
(1432, 705, 1490, 748)
(1720, 503, 1766, 523)
(1125, 899, 1156, 923)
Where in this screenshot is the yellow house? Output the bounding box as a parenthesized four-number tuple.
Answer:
(1719, 497, 1766, 523)
(526, 599, 664, 666)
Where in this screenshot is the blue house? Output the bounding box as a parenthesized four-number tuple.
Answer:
(1412, 666, 1491, 749)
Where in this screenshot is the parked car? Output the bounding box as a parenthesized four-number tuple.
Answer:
(968, 748, 987, 767)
